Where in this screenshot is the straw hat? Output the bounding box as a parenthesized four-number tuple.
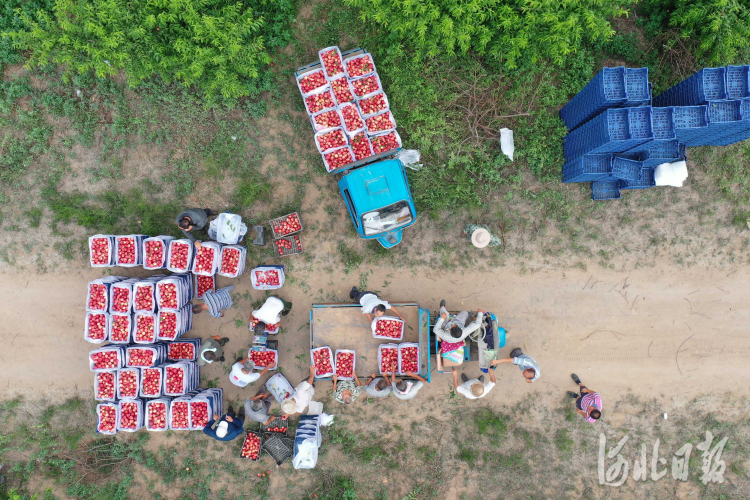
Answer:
(216, 421, 229, 438)
(471, 228, 491, 248)
(470, 383, 485, 397)
(281, 399, 297, 414)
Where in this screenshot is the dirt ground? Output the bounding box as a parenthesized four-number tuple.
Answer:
(2, 260, 750, 499)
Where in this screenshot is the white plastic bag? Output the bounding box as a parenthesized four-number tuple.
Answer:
(208, 213, 247, 245)
(394, 149, 422, 171)
(293, 439, 319, 469)
(500, 128, 514, 161)
(654, 160, 688, 187)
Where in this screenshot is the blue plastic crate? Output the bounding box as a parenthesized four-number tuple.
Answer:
(560, 67, 626, 131)
(624, 68, 650, 105)
(628, 107, 653, 139)
(563, 108, 631, 161)
(703, 127, 750, 147)
(562, 154, 613, 183)
(591, 181, 621, 200)
(672, 105, 708, 143)
(726, 65, 749, 99)
(620, 168, 656, 190)
(652, 107, 675, 140)
(612, 157, 643, 182)
(653, 67, 727, 107)
(640, 140, 683, 169)
(707, 100, 742, 123)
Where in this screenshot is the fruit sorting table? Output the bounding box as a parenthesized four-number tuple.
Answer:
(309, 302, 430, 381)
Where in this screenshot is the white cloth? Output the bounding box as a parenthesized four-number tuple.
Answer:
(499, 127, 514, 161)
(291, 381, 314, 413)
(456, 379, 495, 399)
(252, 296, 284, 324)
(359, 293, 390, 314)
(229, 363, 260, 387)
(654, 160, 688, 187)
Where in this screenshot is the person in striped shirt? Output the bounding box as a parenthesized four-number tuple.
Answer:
(490, 348, 540, 383)
(567, 374, 602, 422)
(192, 285, 234, 318)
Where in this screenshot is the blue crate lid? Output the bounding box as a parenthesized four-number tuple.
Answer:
(706, 100, 742, 124)
(601, 67, 627, 100)
(612, 157, 643, 182)
(628, 107, 653, 139)
(698, 67, 727, 101)
(726, 65, 750, 99)
(651, 107, 675, 140)
(591, 181, 621, 200)
(624, 68, 650, 103)
(642, 139, 680, 160)
(673, 106, 708, 130)
(620, 168, 656, 190)
(606, 108, 630, 140)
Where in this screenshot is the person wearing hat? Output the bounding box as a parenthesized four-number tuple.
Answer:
(229, 356, 276, 388)
(251, 295, 293, 336)
(454, 368, 496, 399)
(203, 405, 245, 441)
(243, 387, 277, 425)
(281, 365, 316, 417)
(196, 335, 229, 366)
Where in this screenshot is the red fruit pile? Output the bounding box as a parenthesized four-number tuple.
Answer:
(196, 275, 214, 298)
(250, 350, 276, 368)
(400, 347, 419, 373)
(359, 93, 387, 115)
(193, 246, 215, 274)
(119, 370, 138, 397)
(366, 111, 395, 133)
(371, 131, 400, 154)
(134, 285, 153, 310)
(144, 240, 164, 268)
(110, 315, 130, 342)
(317, 129, 346, 152)
(91, 351, 119, 370)
(98, 405, 117, 432)
(111, 287, 130, 313)
(335, 351, 355, 378)
(380, 347, 398, 373)
(249, 318, 280, 333)
(324, 147, 353, 171)
(305, 90, 335, 114)
(255, 270, 280, 286)
(267, 421, 288, 433)
(314, 109, 341, 129)
(331, 77, 354, 104)
(312, 348, 333, 376)
(299, 70, 327, 94)
(148, 402, 167, 430)
(169, 242, 190, 270)
(190, 402, 209, 428)
(351, 133, 372, 161)
(158, 312, 176, 340)
(240, 432, 261, 459)
(90, 238, 110, 265)
(272, 213, 302, 236)
(168, 343, 194, 360)
(128, 348, 154, 367)
(375, 319, 403, 339)
(88, 284, 107, 310)
(171, 401, 189, 429)
(88, 313, 107, 340)
(135, 315, 156, 342)
(117, 237, 136, 264)
(321, 49, 344, 76)
(119, 402, 139, 430)
(165, 367, 184, 393)
(141, 368, 161, 396)
(352, 75, 380, 97)
(294, 235, 302, 251)
(159, 283, 177, 309)
(274, 237, 295, 255)
(220, 247, 241, 275)
(346, 55, 375, 78)
(96, 372, 116, 399)
(341, 105, 364, 131)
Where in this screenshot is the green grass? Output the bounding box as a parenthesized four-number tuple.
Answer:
(474, 407, 508, 436)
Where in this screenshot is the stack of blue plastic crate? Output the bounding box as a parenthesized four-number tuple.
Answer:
(561, 65, 750, 201)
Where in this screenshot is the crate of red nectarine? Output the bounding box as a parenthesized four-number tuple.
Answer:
(84, 312, 110, 344)
(194, 274, 215, 299)
(357, 92, 389, 118)
(273, 235, 303, 257)
(311, 346, 335, 378)
(250, 265, 285, 290)
(140, 366, 164, 398)
(318, 46, 345, 79)
(218, 244, 247, 278)
(108, 312, 132, 344)
(145, 398, 170, 432)
(315, 127, 348, 154)
(166, 239, 194, 273)
(87, 279, 111, 312)
(334, 349, 356, 380)
(94, 370, 117, 402)
(188, 396, 213, 430)
(322, 146, 354, 173)
(398, 343, 420, 375)
(350, 73, 382, 99)
(296, 69, 329, 97)
(369, 130, 402, 155)
(270, 212, 303, 239)
(89, 234, 116, 267)
(304, 87, 336, 115)
(117, 399, 144, 433)
(117, 367, 140, 399)
(239, 431, 263, 460)
(372, 316, 405, 340)
(167, 338, 200, 361)
(344, 52, 377, 79)
(378, 344, 399, 375)
(142, 236, 174, 270)
(311, 108, 342, 132)
(191, 241, 222, 276)
(89, 346, 126, 372)
(365, 110, 397, 134)
(339, 103, 365, 135)
(330, 76, 355, 105)
(133, 281, 156, 313)
(133, 312, 159, 344)
(115, 235, 146, 267)
(249, 348, 278, 370)
(350, 132, 373, 162)
(96, 403, 119, 435)
(169, 398, 191, 430)
(109, 282, 133, 314)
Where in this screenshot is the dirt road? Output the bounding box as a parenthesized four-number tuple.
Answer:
(3, 263, 749, 410)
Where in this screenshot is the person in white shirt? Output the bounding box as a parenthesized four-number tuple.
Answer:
(228, 358, 275, 387)
(251, 295, 292, 335)
(454, 368, 496, 399)
(349, 287, 403, 322)
(281, 365, 316, 417)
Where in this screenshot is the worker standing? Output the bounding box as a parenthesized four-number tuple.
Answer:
(176, 208, 217, 249)
(349, 287, 404, 322)
(193, 286, 234, 318)
(454, 369, 496, 399)
(490, 348, 540, 383)
(281, 365, 316, 417)
(251, 295, 292, 335)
